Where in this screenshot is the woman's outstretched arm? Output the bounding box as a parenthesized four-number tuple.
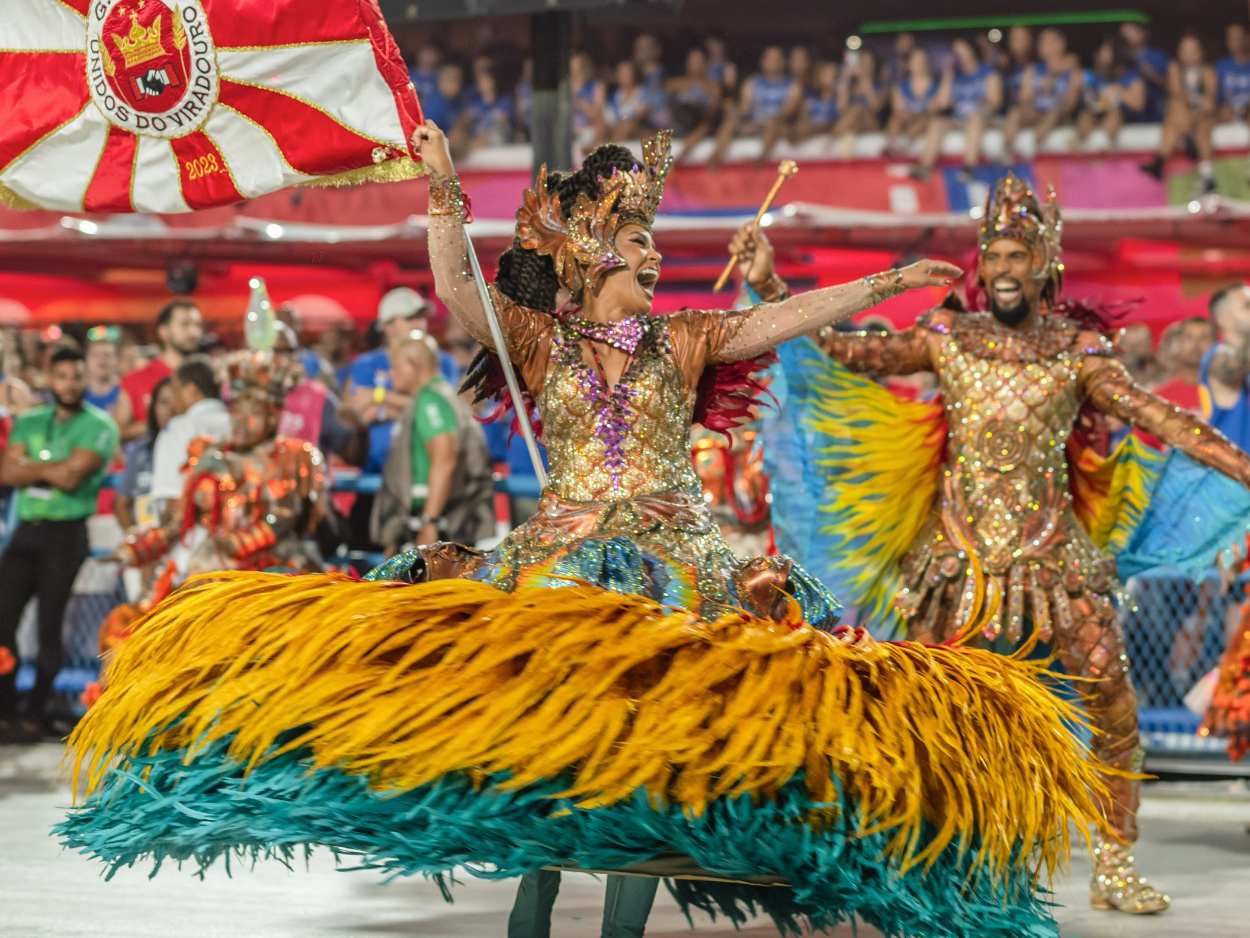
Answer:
(713, 224, 959, 361)
(414, 121, 497, 350)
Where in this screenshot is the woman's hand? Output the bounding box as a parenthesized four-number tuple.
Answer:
(411, 120, 455, 181)
(898, 259, 962, 291)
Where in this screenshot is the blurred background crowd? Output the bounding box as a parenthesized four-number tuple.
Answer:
(412, 19, 1250, 190)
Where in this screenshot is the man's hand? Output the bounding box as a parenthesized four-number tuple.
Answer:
(411, 120, 455, 181)
(416, 522, 439, 546)
(727, 222, 776, 290)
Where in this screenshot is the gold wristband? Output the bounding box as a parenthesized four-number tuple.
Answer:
(751, 273, 790, 303)
(862, 268, 904, 303)
(428, 175, 466, 218)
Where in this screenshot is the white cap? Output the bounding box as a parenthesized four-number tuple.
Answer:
(377, 287, 429, 324)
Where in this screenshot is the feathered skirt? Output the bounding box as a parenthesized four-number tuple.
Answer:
(57, 517, 1103, 938)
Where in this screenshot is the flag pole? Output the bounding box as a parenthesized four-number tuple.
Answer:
(461, 229, 548, 489)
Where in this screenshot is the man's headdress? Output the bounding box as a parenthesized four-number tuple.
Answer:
(979, 173, 1063, 299)
(514, 130, 673, 296)
(224, 350, 299, 407)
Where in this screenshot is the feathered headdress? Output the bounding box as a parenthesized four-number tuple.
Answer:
(978, 173, 1064, 299)
(514, 130, 673, 295)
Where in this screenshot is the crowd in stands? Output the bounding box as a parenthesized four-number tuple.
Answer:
(415, 19, 1250, 190)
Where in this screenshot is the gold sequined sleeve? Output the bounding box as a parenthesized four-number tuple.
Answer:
(427, 188, 551, 378)
(713, 272, 905, 361)
(1082, 355, 1250, 487)
(816, 324, 935, 376)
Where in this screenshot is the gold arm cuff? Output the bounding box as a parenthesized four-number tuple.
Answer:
(428, 175, 466, 218)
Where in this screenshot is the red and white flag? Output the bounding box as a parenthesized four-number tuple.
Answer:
(0, 0, 423, 213)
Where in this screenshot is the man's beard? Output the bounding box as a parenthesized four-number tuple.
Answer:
(987, 279, 1033, 326)
(53, 391, 84, 411)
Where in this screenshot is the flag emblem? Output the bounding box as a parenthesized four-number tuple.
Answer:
(87, 0, 218, 137)
(1, 0, 423, 213)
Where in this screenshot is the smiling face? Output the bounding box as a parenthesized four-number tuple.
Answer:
(979, 237, 1044, 326)
(589, 222, 662, 317)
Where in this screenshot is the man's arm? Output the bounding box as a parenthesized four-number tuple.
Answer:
(0, 441, 45, 487)
(112, 388, 145, 441)
(1083, 354, 1250, 486)
(420, 432, 458, 541)
(41, 446, 106, 492)
(817, 324, 936, 377)
(1205, 339, 1250, 409)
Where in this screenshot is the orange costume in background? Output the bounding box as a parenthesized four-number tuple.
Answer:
(95, 353, 327, 675)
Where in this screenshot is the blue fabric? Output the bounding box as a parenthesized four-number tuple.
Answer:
(114, 437, 153, 501)
(951, 63, 993, 118)
(1199, 344, 1250, 452)
(55, 738, 1062, 938)
(1215, 56, 1250, 108)
(747, 75, 793, 122)
(757, 338, 830, 588)
(898, 75, 938, 114)
(1133, 46, 1169, 120)
(1030, 63, 1073, 111)
(349, 348, 459, 472)
(84, 384, 120, 412)
(1115, 448, 1250, 579)
(804, 89, 838, 123)
(408, 68, 438, 103)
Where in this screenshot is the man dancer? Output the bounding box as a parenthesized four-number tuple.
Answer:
(743, 174, 1250, 914)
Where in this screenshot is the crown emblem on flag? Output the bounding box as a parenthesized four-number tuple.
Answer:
(112, 13, 166, 69)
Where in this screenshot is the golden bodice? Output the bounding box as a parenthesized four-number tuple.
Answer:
(537, 319, 704, 502)
(932, 313, 1109, 572)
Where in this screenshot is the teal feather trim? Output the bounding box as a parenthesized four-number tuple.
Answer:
(56, 737, 1062, 938)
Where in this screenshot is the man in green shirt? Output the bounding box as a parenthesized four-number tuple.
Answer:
(371, 334, 494, 554)
(0, 345, 119, 741)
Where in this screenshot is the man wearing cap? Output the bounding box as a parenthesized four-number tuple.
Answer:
(345, 288, 456, 477)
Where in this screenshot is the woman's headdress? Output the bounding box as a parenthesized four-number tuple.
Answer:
(514, 130, 673, 295)
(978, 173, 1064, 298)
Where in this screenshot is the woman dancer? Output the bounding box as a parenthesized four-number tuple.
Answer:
(60, 125, 1105, 938)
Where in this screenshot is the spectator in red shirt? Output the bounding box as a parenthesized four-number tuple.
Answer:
(113, 299, 203, 442)
(1135, 315, 1217, 448)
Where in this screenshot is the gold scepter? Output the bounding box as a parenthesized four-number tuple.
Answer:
(711, 159, 798, 292)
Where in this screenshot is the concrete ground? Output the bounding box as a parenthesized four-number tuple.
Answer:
(1, 742, 1247, 938)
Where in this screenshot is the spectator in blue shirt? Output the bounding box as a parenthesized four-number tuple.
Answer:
(420, 63, 466, 150)
(886, 47, 942, 179)
(1200, 282, 1250, 452)
(514, 57, 532, 140)
(1001, 25, 1036, 113)
(1121, 21, 1170, 122)
(1141, 34, 1217, 192)
(1077, 38, 1146, 149)
(461, 58, 516, 155)
(832, 48, 886, 151)
(1215, 23, 1250, 123)
(83, 328, 121, 413)
(939, 37, 1002, 175)
(633, 33, 670, 128)
(708, 45, 798, 169)
(1003, 28, 1083, 160)
(570, 51, 606, 143)
(408, 45, 441, 105)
